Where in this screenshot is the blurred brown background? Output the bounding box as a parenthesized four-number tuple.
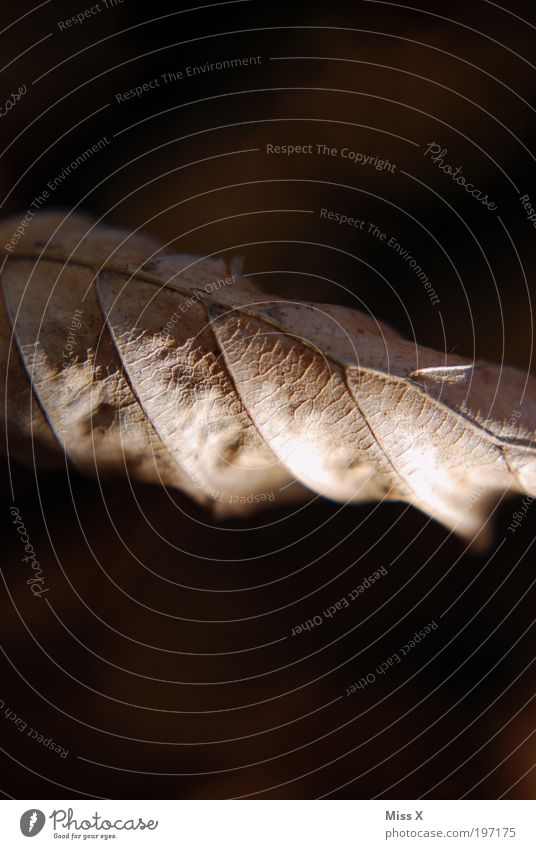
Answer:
(1, 0, 536, 799)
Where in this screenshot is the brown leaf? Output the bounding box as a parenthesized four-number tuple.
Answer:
(2, 211, 535, 538)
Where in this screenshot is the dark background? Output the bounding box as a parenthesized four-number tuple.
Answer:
(1, 0, 536, 799)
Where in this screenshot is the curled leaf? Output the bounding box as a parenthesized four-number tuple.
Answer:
(2, 211, 535, 538)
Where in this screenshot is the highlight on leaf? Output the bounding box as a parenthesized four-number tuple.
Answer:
(1, 210, 535, 541)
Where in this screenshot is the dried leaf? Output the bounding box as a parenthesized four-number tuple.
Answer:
(2, 211, 535, 538)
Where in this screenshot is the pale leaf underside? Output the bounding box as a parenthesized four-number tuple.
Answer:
(1, 211, 535, 540)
